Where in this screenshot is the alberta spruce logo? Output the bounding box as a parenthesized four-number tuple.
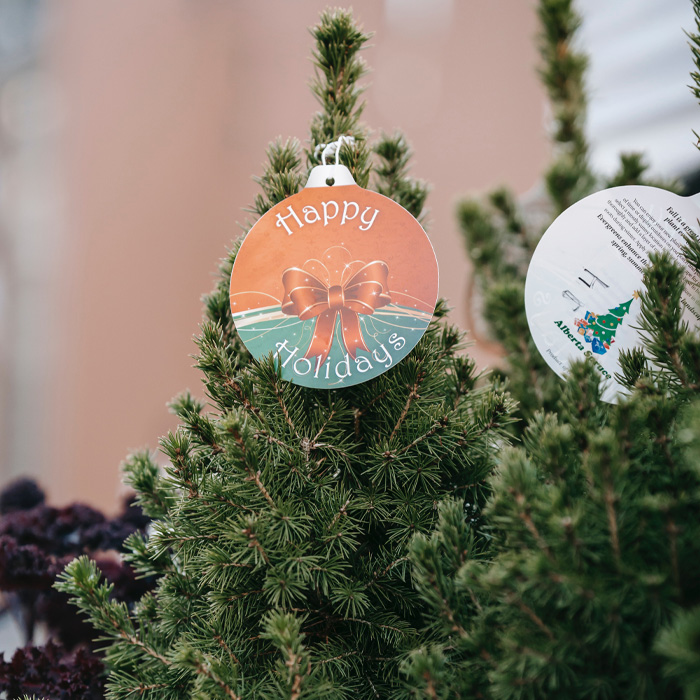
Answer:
(554, 291, 639, 376)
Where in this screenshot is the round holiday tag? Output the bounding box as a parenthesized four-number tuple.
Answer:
(525, 185, 700, 402)
(229, 164, 439, 388)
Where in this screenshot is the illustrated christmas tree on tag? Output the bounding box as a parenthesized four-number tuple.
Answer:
(574, 294, 636, 355)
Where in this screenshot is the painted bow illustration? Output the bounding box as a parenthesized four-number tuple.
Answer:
(281, 259, 391, 365)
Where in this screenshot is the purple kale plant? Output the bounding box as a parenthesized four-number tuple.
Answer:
(0, 479, 152, 699)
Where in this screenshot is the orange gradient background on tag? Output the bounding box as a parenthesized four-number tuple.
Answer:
(230, 184, 438, 314)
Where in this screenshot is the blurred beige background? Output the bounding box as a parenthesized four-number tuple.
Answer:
(1, 0, 693, 512)
(2, 0, 549, 512)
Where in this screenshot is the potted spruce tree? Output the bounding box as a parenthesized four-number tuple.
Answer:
(57, 9, 514, 699)
(404, 0, 700, 698)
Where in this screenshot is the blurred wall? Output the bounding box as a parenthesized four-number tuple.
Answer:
(10, 0, 550, 511)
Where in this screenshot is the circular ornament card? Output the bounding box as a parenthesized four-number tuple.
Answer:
(230, 164, 439, 388)
(525, 185, 700, 402)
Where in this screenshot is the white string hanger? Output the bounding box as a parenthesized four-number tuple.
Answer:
(313, 135, 356, 166)
(307, 135, 357, 188)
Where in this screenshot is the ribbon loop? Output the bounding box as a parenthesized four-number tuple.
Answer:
(281, 256, 391, 365)
(328, 285, 345, 310)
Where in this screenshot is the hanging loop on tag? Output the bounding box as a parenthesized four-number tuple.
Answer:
(314, 135, 356, 166)
(307, 135, 357, 188)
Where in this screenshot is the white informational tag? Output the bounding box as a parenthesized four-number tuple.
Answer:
(525, 186, 700, 403)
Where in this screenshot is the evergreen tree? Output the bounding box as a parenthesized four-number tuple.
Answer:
(459, 0, 679, 429)
(56, 10, 514, 699)
(405, 2, 700, 697)
(405, 250, 700, 700)
(647, 4, 700, 697)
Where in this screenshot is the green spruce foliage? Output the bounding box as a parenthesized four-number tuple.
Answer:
(406, 251, 700, 699)
(652, 4, 700, 698)
(459, 0, 679, 429)
(56, 10, 514, 699)
(405, 1, 700, 696)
